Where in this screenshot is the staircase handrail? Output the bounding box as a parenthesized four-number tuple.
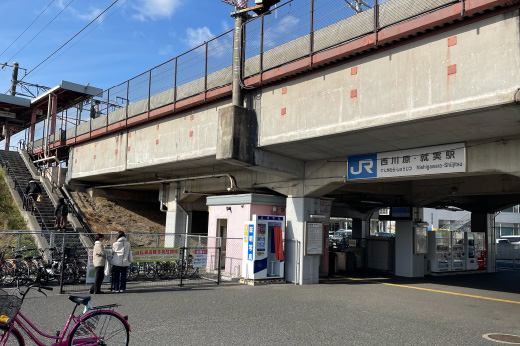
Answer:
(57, 183, 95, 238)
(439, 212, 471, 231)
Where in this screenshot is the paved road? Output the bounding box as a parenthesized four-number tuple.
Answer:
(9, 270, 520, 345)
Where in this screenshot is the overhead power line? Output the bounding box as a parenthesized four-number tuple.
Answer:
(8, 0, 74, 63)
(37, 0, 130, 75)
(0, 0, 55, 59)
(21, 0, 120, 81)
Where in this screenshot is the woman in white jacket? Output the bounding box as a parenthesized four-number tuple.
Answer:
(112, 231, 132, 293)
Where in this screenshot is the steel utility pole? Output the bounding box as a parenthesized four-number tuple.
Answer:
(10, 62, 19, 96)
(231, 14, 245, 107)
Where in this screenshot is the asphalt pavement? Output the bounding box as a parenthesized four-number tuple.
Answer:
(9, 268, 520, 345)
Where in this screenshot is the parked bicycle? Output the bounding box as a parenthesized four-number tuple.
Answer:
(0, 284, 131, 345)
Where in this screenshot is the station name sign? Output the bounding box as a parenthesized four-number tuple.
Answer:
(347, 143, 466, 180)
(0, 111, 15, 119)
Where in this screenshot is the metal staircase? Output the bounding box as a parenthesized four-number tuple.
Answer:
(0, 150, 86, 250)
(439, 213, 471, 232)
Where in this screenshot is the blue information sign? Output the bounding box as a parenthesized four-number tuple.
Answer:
(247, 224, 254, 261)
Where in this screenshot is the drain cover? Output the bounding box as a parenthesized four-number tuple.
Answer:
(483, 333, 520, 344)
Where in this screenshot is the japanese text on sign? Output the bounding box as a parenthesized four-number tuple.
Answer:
(133, 248, 180, 262)
(193, 249, 208, 268)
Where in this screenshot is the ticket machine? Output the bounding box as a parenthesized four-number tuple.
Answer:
(243, 215, 285, 280)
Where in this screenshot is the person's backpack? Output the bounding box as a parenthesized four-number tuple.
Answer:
(60, 203, 69, 216)
(30, 181, 41, 194)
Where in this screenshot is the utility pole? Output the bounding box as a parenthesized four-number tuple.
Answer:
(10, 62, 19, 96)
(231, 14, 245, 107)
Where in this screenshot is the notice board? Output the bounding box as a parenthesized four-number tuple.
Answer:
(304, 222, 323, 255)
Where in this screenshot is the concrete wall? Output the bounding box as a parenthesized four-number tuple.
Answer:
(71, 100, 228, 179)
(257, 11, 520, 147)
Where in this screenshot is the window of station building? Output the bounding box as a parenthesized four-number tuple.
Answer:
(502, 205, 520, 213)
(370, 219, 395, 237)
(497, 223, 519, 237)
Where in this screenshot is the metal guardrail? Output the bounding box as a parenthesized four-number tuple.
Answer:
(2, 160, 50, 231)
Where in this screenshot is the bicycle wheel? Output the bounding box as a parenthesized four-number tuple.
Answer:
(36, 266, 49, 285)
(0, 324, 24, 345)
(126, 264, 138, 281)
(27, 260, 39, 283)
(1, 262, 15, 286)
(68, 311, 129, 346)
(75, 261, 87, 283)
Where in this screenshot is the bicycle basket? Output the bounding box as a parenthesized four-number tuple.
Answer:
(0, 292, 22, 325)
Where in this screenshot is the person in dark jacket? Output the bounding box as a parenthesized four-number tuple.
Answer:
(24, 179, 41, 209)
(54, 198, 69, 231)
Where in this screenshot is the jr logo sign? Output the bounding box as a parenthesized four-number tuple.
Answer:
(347, 154, 377, 180)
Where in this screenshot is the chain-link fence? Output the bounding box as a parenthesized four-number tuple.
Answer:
(0, 231, 246, 293)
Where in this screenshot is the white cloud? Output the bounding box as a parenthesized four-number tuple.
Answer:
(185, 27, 214, 48)
(75, 7, 103, 21)
(159, 44, 174, 56)
(132, 0, 182, 21)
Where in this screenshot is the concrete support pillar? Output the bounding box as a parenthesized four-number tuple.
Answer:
(3, 120, 10, 150)
(285, 197, 323, 285)
(50, 94, 58, 137)
(352, 218, 369, 239)
(164, 183, 192, 248)
(395, 220, 425, 277)
(29, 108, 37, 145)
(471, 212, 495, 273)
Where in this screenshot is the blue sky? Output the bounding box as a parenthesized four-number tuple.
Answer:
(0, 0, 238, 93)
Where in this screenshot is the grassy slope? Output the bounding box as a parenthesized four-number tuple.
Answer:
(0, 168, 35, 255)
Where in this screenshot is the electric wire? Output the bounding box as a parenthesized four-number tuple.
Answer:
(36, 0, 130, 76)
(20, 0, 121, 82)
(0, 0, 55, 59)
(7, 0, 74, 63)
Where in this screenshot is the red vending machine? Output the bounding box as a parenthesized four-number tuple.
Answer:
(474, 232, 487, 270)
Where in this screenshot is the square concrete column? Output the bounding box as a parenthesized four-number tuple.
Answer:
(471, 212, 495, 273)
(395, 220, 425, 277)
(164, 183, 192, 248)
(285, 197, 322, 285)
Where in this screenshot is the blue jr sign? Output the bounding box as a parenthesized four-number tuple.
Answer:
(347, 154, 377, 180)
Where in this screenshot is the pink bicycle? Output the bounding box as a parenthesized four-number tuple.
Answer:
(0, 284, 130, 345)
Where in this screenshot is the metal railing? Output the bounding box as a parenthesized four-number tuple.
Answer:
(17, 0, 469, 148)
(2, 160, 50, 231)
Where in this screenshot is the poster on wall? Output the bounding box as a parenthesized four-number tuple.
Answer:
(304, 222, 323, 255)
(257, 224, 266, 255)
(414, 225, 428, 254)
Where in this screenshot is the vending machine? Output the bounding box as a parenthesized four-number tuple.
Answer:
(243, 215, 285, 280)
(451, 232, 465, 271)
(474, 232, 487, 270)
(428, 231, 452, 272)
(465, 232, 478, 271)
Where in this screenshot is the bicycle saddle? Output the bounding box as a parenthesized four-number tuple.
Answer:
(69, 296, 91, 306)
(34, 255, 42, 260)
(24, 256, 33, 260)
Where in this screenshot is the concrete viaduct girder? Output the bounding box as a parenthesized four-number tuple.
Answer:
(66, 5, 520, 216)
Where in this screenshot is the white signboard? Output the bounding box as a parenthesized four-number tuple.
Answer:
(304, 222, 323, 255)
(193, 249, 208, 268)
(0, 111, 15, 118)
(347, 143, 466, 180)
(86, 248, 112, 284)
